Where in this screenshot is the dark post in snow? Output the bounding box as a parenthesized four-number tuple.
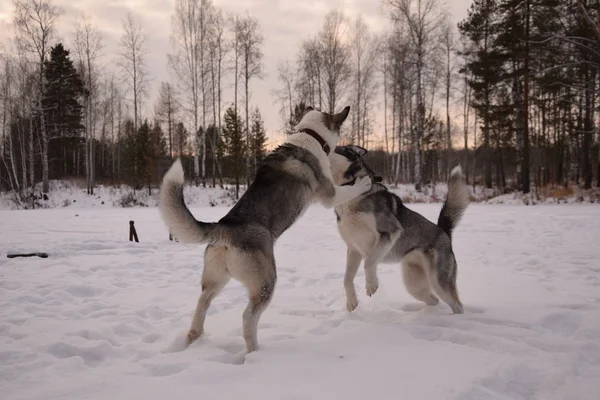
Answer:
(129, 220, 139, 242)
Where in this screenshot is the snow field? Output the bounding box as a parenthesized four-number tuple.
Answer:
(1, 204, 600, 400)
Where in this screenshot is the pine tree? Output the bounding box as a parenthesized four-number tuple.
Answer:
(42, 43, 84, 177)
(458, 0, 504, 189)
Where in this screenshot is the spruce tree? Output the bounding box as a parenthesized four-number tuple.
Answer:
(250, 107, 267, 179)
(221, 106, 246, 198)
(42, 43, 84, 177)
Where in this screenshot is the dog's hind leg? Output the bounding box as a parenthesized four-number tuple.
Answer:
(229, 250, 277, 353)
(401, 257, 439, 306)
(344, 247, 363, 312)
(188, 245, 231, 345)
(427, 254, 463, 314)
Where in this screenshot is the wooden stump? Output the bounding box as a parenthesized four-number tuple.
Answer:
(129, 220, 139, 242)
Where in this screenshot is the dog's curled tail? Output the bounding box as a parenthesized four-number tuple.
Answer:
(159, 159, 229, 245)
(437, 165, 469, 241)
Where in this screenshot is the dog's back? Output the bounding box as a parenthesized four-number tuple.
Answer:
(220, 144, 323, 240)
(339, 184, 448, 263)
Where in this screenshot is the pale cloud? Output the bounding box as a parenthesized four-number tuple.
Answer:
(0, 0, 472, 147)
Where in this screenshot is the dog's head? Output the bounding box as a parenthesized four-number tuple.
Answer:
(294, 106, 351, 151)
(329, 145, 383, 186)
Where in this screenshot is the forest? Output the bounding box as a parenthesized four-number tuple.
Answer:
(1, 0, 599, 207)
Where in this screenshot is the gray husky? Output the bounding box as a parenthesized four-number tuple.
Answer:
(329, 145, 469, 314)
(158, 107, 372, 353)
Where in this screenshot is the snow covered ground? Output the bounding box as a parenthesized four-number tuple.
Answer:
(1, 203, 600, 400)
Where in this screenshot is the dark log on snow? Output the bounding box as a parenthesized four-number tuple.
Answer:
(7, 252, 49, 259)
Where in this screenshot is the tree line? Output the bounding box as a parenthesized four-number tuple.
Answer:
(0, 0, 267, 205)
(275, 0, 600, 193)
(2, 0, 600, 208)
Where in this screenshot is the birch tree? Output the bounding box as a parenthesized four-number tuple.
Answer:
(274, 59, 296, 135)
(207, 7, 227, 188)
(235, 13, 264, 185)
(319, 10, 351, 115)
(441, 20, 456, 178)
(73, 12, 102, 194)
(349, 16, 380, 147)
(296, 38, 323, 109)
(169, 0, 206, 185)
(386, 0, 446, 191)
(119, 11, 149, 133)
(13, 0, 62, 194)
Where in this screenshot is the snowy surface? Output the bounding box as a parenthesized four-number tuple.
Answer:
(1, 203, 600, 400)
(0, 180, 239, 210)
(0, 179, 485, 211)
(3, 179, 597, 211)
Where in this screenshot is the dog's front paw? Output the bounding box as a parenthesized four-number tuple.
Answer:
(354, 176, 372, 195)
(366, 278, 379, 297)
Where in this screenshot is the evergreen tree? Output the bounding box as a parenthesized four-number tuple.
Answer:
(121, 119, 142, 189)
(250, 107, 267, 179)
(173, 122, 188, 157)
(221, 106, 246, 198)
(458, 0, 504, 189)
(145, 121, 167, 194)
(42, 43, 84, 177)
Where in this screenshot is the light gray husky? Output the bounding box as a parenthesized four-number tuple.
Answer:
(158, 106, 372, 353)
(330, 145, 469, 314)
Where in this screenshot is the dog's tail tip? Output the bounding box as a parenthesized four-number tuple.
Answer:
(437, 165, 469, 240)
(163, 158, 185, 185)
(450, 165, 463, 178)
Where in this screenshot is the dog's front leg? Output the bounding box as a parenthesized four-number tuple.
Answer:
(321, 176, 372, 208)
(344, 247, 363, 312)
(363, 235, 397, 297)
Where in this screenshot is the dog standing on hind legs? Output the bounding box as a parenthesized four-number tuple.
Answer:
(329, 145, 470, 314)
(158, 106, 372, 353)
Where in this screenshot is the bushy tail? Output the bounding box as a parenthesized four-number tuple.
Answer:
(437, 165, 469, 241)
(158, 159, 229, 245)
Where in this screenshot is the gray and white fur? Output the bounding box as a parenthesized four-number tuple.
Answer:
(330, 145, 469, 314)
(158, 107, 372, 353)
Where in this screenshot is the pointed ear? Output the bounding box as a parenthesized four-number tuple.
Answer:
(306, 106, 314, 111)
(332, 106, 350, 128)
(348, 145, 367, 157)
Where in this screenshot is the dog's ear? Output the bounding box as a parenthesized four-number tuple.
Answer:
(325, 106, 351, 130)
(348, 145, 367, 157)
(306, 106, 314, 112)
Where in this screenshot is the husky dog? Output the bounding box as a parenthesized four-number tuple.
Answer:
(158, 106, 372, 353)
(330, 145, 469, 314)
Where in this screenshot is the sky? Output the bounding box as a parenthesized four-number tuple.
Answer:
(0, 0, 472, 148)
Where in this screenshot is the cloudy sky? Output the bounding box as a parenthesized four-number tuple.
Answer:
(0, 0, 472, 147)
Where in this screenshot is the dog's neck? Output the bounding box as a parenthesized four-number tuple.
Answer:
(299, 128, 330, 155)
